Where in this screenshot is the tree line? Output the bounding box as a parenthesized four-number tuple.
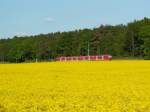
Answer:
(0, 17, 150, 63)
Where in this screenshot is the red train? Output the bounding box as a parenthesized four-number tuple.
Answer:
(56, 55, 112, 61)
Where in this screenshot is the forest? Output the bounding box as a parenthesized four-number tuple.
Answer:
(0, 17, 150, 62)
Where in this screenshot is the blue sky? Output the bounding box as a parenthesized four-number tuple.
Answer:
(0, 0, 150, 38)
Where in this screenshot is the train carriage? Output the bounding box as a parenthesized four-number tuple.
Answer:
(56, 55, 112, 61)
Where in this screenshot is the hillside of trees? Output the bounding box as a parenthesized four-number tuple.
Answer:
(0, 17, 150, 63)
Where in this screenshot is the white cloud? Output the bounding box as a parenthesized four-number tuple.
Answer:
(44, 17, 55, 22)
(15, 32, 29, 37)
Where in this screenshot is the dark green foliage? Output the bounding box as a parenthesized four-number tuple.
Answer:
(0, 18, 150, 62)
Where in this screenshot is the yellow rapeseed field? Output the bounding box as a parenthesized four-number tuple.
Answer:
(0, 61, 150, 112)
